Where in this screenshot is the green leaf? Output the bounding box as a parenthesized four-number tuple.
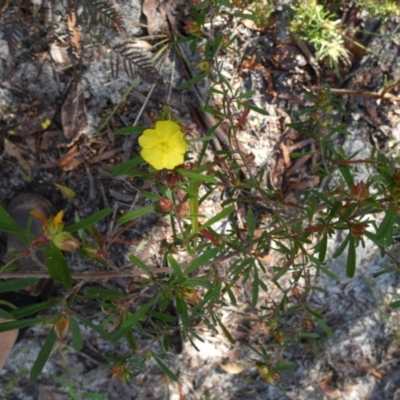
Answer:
(176, 296, 189, 327)
(152, 352, 178, 381)
(308, 309, 334, 337)
(177, 168, 217, 183)
(10, 300, 58, 319)
(183, 248, 219, 276)
(374, 205, 394, 244)
(168, 255, 184, 283)
(183, 277, 213, 289)
(346, 234, 356, 278)
(226, 287, 237, 306)
(389, 300, 400, 309)
(192, 281, 222, 313)
(65, 209, 112, 232)
(128, 254, 153, 275)
(0, 308, 14, 319)
(110, 156, 143, 177)
(179, 72, 208, 90)
(70, 317, 83, 350)
(0, 317, 44, 332)
(115, 126, 146, 135)
(318, 233, 327, 262)
(74, 313, 111, 341)
(338, 165, 354, 189)
(0, 278, 39, 293)
(30, 328, 57, 381)
(84, 392, 108, 399)
(194, 205, 235, 233)
(0, 205, 31, 246)
(247, 208, 255, 244)
(318, 266, 338, 280)
(216, 316, 235, 344)
(111, 297, 159, 342)
(332, 233, 350, 259)
(45, 246, 72, 289)
(252, 264, 259, 307)
(300, 331, 320, 339)
(116, 206, 155, 225)
(241, 102, 269, 116)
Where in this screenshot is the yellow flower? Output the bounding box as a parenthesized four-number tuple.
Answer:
(138, 120, 187, 170)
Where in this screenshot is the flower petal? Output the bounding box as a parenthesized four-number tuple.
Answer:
(169, 132, 188, 154)
(141, 147, 164, 170)
(162, 151, 184, 170)
(155, 120, 181, 139)
(138, 129, 159, 149)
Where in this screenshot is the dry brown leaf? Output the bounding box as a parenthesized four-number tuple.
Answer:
(4, 138, 34, 181)
(61, 85, 88, 141)
(279, 143, 291, 167)
(58, 145, 83, 171)
(67, 4, 81, 54)
(318, 376, 342, 398)
(219, 363, 247, 374)
(358, 362, 384, 379)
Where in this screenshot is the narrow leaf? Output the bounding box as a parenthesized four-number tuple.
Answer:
(216, 317, 235, 344)
(70, 317, 83, 350)
(247, 208, 255, 244)
(346, 234, 356, 278)
(0, 278, 39, 293)
(389, 300, 400, 308)
(45, 246, 72, 289)
(152, 352, 178, 381)
(0, 205, 31, 246)
(117, 206, 155, 225)
(30, 328, 57, 381)
(0, 317, 43, 332)
(332, 233, 350, 259)
(110, 156, 143, 177)
(183, 248, 219, 276)
(128, 254, 153, 275)
(66, 209, 112, 232)
(177, 169, 217, 183)
(115, 126, 146, 135)
(194, 205, 235, 233)
(168, 255, 183, 283)
(74, 314, 111, 341)
(10, 300, 58, 319)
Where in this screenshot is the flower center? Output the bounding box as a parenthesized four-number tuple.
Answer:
(159, 141, 170, 152)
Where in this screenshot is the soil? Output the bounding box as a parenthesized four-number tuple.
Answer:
(1, 1, 400, 399)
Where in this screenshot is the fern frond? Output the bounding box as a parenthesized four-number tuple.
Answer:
(112, 42, 163, 84)
(77, 0, 125, 31)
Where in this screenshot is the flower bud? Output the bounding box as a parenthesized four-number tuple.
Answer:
(196, 61, 210, 72)
(351, 181, 369, 201)
(54, 316, 70, 340)
(52, 232, 81, 252)
(184, 21, 200, 34)
(349, 222, 367, 237)
(176, 201, 190, 218)
(167, 172, 180, 188)
(392, 188, 400, 203)
(158, 198, 173, 213)
(180, 287, 200, 305)
(111, 363, 130, 382)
